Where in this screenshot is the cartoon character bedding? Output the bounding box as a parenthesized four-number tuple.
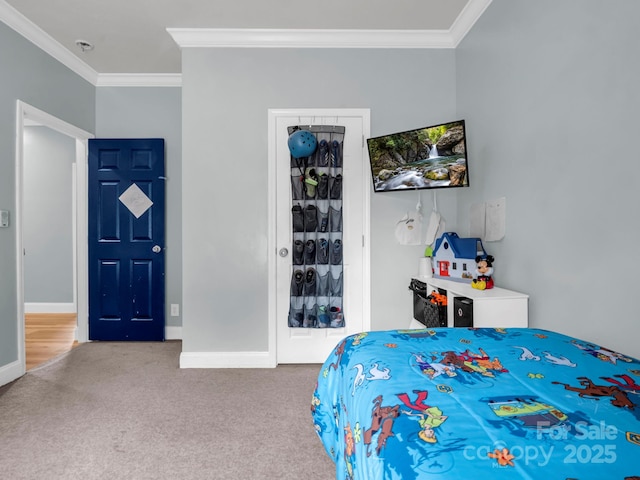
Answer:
(311, 328, 640, 479)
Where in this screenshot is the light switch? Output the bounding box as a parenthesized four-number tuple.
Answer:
(0, 210, 9, 228)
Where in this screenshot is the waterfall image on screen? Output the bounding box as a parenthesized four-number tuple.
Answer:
(366, 119, 469, 193)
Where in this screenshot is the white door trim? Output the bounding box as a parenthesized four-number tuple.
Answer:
(14, 100, 93, 377)
(267, 108, 371, 366)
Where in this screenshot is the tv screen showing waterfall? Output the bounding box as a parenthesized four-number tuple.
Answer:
(366, 119, 469, 193)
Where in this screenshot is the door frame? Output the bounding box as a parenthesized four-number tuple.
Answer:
(15, 100, 93, 373)
(267, 108, 371, 366)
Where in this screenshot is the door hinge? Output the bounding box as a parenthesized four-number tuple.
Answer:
(362, 135, 365, 148)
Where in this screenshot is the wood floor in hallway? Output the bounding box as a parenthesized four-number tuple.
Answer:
(25, 313, 78, 370)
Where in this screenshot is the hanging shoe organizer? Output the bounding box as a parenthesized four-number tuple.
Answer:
(288, 125, 345, 328)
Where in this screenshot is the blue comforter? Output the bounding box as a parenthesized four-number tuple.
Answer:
(311, 328, 640, 479)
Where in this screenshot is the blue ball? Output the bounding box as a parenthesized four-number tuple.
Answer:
(288, 130, 317, 158)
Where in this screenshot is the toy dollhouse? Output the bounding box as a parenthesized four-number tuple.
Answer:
(431, 232, 487, 283)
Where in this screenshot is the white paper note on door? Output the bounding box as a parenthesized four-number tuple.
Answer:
(119, 183, 153, 219)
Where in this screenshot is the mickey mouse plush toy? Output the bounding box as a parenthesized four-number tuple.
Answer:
(472, 255, 495, 290)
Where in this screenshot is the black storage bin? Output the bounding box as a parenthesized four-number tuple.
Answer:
(409, 279, 427, 322)
(454, 297, 473, 327)
(423, 300, 447, 328)
(409, 279, 447, 327)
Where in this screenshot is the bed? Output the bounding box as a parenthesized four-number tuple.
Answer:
(311, 327, 640, 479)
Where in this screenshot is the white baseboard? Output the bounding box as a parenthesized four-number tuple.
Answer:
(0, 359, 24, 387)
(180, 351, 276, 369)
(24, 302, 75, 314)
(165, 326, 182, 340)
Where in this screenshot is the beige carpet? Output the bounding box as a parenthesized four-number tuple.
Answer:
(0, 341, 335, 479)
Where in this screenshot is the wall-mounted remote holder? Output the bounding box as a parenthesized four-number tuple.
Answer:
(0, 210, 9, 227)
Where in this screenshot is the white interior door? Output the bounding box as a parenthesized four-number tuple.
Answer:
(270, 109, 370, 364)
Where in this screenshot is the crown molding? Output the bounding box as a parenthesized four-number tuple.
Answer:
(168, 28, 457, 49)
(96, 73, 182, 87)
(450, 0, 493, 46)
(167, 0, 492, 49)
(0, 0, 98, 84)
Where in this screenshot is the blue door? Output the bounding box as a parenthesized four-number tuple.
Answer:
(88, 139, 165, 341)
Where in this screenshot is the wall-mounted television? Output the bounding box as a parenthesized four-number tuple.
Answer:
(367, 119, 469, 193)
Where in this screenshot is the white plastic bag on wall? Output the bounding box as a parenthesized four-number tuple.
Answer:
(395, 211, 422, 245)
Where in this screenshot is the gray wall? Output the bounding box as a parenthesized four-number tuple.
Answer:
(181, 48, 459, 353)
(456, 0, 640, 357)
(95, 86, 182, 328)
(23, 126, 75, 303)
(0, 22, 94, 367)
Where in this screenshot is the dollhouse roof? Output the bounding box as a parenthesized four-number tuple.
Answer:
(433, 232, 486, 260)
